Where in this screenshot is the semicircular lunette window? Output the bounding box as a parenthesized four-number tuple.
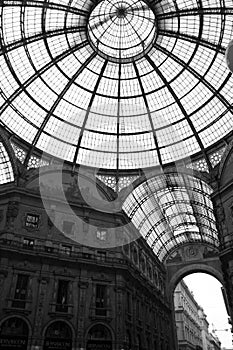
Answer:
(0, 142, 14, 185)
(0, 0, 233, 171)
(123, 173, 219, 262)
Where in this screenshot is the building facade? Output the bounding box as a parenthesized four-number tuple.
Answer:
(174, 280, 202, 350)
(209, 333, 221, 350)
(198, 308, 221, 350)
(174, 281, 221, 350)
(0, 166, 174, 350)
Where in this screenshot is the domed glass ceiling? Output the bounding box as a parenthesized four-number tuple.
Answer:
(0, 0, 233, 171)
(0, 142, 14, 184)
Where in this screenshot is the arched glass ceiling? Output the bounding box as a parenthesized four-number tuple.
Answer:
(123, 173, 219, 261)
(0, 0, 233, 171)
(0, 142, 14, 184)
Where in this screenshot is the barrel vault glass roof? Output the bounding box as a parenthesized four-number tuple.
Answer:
(123, 173, 219, 261)
(0, 0, 233, 171)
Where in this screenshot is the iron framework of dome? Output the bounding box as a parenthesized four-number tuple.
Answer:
(0, 0, 233, 172)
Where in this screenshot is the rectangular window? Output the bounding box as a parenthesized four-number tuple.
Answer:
(45, 243, 54, 253)
(12, 274, 29, 308)
(95, 284, 107, 316)
(23, 238, 34, 249)
(56, 280, 69, 312)
(62, 245, 72, 256)
(97, 251, 106, 262)
(25, 213, 40, 228)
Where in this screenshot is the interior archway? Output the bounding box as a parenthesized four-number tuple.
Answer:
(173, 272, 232, 349)
(43, 321, 72, 350)
(86, 324, 113, 350)
(0, 317, 29, 350)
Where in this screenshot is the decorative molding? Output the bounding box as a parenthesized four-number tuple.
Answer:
(166, 243, 219, 263)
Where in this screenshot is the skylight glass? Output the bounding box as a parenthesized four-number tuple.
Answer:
(0, 0, 232, 171)
(0, 142, 14, 185)
(123, 173, 219, 261)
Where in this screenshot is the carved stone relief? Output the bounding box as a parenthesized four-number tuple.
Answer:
(166, 244, 219, 263)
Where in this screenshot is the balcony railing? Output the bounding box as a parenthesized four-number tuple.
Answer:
(49, 303, 74, 316)
(0, 235, 166, 297)
(0, 236, 126, 265)
(4, 298, 32, 314)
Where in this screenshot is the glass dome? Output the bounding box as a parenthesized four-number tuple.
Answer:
(0, 0, 233, 171)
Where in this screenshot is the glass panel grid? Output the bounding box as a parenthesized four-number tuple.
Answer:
(123, 174, 219, 261)
(0, 142, 14, 184)
(0, 0, 232, 170)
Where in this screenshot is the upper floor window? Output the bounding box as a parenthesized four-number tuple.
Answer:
(97, 251, 106, 261)
(25, 213, 40, 229)
(23, 238, 34, 249)
(12, 274, 29, 308)
(61, 245, 72, 256)
(56, 280, 69, 312)
(95, 284, 107, 316)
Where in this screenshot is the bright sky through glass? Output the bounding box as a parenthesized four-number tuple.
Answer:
(0, 0, 233, 170)
(88, 0, 157, 62)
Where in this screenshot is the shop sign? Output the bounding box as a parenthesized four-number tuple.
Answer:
(0, 336, 28, 350)
(86, 340, 112, 350)
(43, 338, 72, 350)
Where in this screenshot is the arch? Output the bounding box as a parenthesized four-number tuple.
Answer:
(168, 262, 224, 301)
(86, 323, 113, 350)
(43, 320, 73, 350)
(0, 316, 30, 350)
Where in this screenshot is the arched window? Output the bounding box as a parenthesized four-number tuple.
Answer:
(87, 324, 112, 350)
(43, 321, 72, 350)
(0, 317, 29, 350)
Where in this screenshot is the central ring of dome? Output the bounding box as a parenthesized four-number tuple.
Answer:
(88, 0, 157, 63)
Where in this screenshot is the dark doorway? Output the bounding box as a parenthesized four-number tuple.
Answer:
(43, 321, 72, 350)
(86, 324, 112, 350)
(0, 317, 29, 350)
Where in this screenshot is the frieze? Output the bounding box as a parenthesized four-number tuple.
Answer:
(166, 244, 219, 263)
